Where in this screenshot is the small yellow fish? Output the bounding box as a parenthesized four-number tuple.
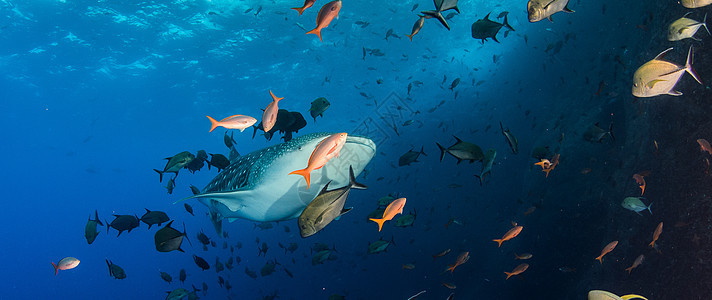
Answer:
(680, 0, 712, 8)
(632, 46, 702, 98)
(668, 13, 709, 41)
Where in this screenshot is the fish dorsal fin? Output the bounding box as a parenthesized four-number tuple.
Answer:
(484, 12, 491, 20)
(543, 0, 557, 9)
(653, 47, 674, 61)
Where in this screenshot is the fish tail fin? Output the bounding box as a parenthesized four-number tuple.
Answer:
(649, 240, 655, 248)
(492, 239, 503, 247)
(206, 115, 220, 132)
(268, 90, 284, 103)
(446, 264, 455, 273)
(436, 142, 447, 162)
(288, 168, 312, 189)
(306, 28, 323, 42)
(405, 33, 414, 41)
(291, 6, 306, 15)
(419, 146, 427, 156)
(475, 174, 483, 186)
(504, 271, 513, 280)
(503, 14, 515, 31)
(608, 122, 615, 141)
(94, 210, 103, 226)
(647, 201, 653, 215)
(685, 46, 703, 84)
(625, 266, 633, 274)
(51, 262, 58, 275)
(369, 218, 385, 232)
(348, 166, 368, 189)
(153, 169, 164, 183)
(183, 222, 193, 247)
(106, 219, 110, 233)
(595, 256, 603, 264)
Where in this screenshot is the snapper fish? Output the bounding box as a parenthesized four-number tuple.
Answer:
(178, 133, 375, 233)
(405, 15, 426, 41)
(527, 0, 573, 22)
(667, 13, 709, 41)
(306, 0, 342, 42)
(632, 46, 702, 98)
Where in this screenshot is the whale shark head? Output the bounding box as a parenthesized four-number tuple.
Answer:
(181, 132, 376, 232)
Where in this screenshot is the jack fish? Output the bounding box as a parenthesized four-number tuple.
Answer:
(668, 13, 709, 41)
(527, 0, 573, 23)
(298, 166, 367, 238)
(632, 46, 702, 97)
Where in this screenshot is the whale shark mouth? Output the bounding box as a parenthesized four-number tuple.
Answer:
(180, 133, 376, 229)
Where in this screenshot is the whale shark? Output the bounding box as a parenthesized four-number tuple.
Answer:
(179, 132, 376, 233)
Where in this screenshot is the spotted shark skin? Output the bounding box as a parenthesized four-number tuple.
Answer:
(181, 132, 376, 231)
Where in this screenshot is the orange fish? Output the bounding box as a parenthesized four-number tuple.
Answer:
(698, 139, 712, 155)
(534, 159, 551, 169)
(534, 154, 559, 177)
(369, 197, 406, 231)
(625, 254, 644, 274)
(51, 257, 80, 275)
(289, 132, 348, 189)
(291, 0, 316, 15)
(405, 15, 425, 41)
(206, 114, 257, 133)
(493, 225, 523, 247)
(441, 282, 456, 289)
(649, 222, 663, 248)
(505, 263, 529, 280)
(445, 251, 470, 273)
(514, 253, 532, 260)
(262, 90, 283, 132)
(632, 174, 645, 195)
(432, 248, 451, 259)
(306, 0, 341, 42)
(595, 241, 618, 264)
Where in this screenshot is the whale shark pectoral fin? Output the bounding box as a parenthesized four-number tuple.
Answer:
(176, 190, 251, 212)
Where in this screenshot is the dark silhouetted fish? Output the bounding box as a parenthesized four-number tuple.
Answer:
(154, 221, 191, 253)
(399, 146, 427, 166)
(140, 209, 169, 229)
(193, 255, 210, 271)
(85, 210, 103, 244)
(106, 259, 126, 279)
(106, 214, 139, 237)
(471, 13, 514, 43)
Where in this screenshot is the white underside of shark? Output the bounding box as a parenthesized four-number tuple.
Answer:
(182, 132, 376, 226)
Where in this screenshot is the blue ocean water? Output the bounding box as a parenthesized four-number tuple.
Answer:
(2, 0, 709, 299)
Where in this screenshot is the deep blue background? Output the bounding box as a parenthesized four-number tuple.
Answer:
(0, 0, 679, 299)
